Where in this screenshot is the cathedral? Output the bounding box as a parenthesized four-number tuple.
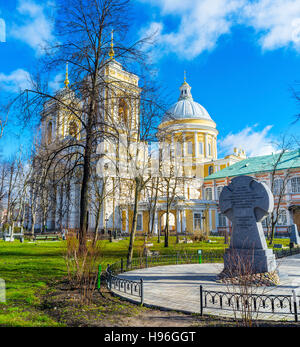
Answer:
(39, 46, 247, 236)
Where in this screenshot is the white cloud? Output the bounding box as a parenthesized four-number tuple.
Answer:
(0, 18, 6, 42)
(141, 0, 244, 60)
(10, 0, 55, 55)
(0, 69, 31, 93)
(242, 0, 300, 51)
(139, 0, 300, 60)
(48, 73, 63, 92)
(219, 124, 277, 157)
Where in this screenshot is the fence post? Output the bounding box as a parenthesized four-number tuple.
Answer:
(97, 264, 102, 291)
(292, 290, 298, 322)
(140, 279, 144, 306)
(198, 250, 202, 264)
(200, 285, 203, 316)
(106, 264, 111, 290)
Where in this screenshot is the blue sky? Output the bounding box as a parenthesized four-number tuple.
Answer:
(1, 0, 300, 159)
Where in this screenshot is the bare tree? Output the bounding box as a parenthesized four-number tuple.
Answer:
(6, 0, 159, 254)
(266, 138, 296, 245)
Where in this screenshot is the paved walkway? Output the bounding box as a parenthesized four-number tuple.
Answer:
(112, 254, 300, 321)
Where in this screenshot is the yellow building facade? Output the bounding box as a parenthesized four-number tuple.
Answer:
(40, 52, 246, 235)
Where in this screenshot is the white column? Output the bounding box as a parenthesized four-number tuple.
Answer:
(214, 136, 217, 159)
(205, 133, 208, 158)
(215, 209, 219, 231)
(182, 210, 186, 232)
(124, 209, 129, 233)
(153, 211, 158, 234)
(183, 132, 186, 156)
(194, 132, 198, 158)
(209, 208, 212, 233)
(176, 210, 181, 233)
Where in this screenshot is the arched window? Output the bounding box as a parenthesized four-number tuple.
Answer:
(208, 165, 214, 175)
(262, 214, 271, 228)
(273, 178, 284, 195)
(217, 186, 223, 200)
(47, 121, 52, 144)
(137, 213, 143, 231)
(290, 177, 300, 193)
(69, 120, 78, 137)
(277, 209, 287, 226)
(208, 143, 212, 156)
(193, 212, 202, 230)
(205, 187, 213, 200)
(218, 213, 227, 227)
(118, 98, 128, 125)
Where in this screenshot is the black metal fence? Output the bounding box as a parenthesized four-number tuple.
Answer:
(104, 247, 300, 322)
(274, 246, 300, 259)
(200, 286, 300, 322)
(105, 250, 224, 305)
(107, 273, 144, 304)
(107, 250, 225, 275)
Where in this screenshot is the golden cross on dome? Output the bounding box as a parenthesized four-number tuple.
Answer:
(108, 29, 115, 59)
(64, 62, 69, 89)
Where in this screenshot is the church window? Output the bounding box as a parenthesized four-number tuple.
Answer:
(205, 187, 213, 200)
(199, 142, 203, 154)
(290, 177, 300, 193)
(137, 213, 143, 231)
(187, 142, 193, 154)
(208, 166, 214, 175)
(193, 213, 202, 230)
(218, 213, 227, 227)
(176, 142, 181, 155)
(208, 143, 212, 156)
(69, 120, 78, 137)
(262, 214, 271, 228)
(118, 98, 128, 125)
(273, 178, 284, 195)
(47, 121, 52, 144)
(217, 186, 223, 199)
(277, 209, 287, 226)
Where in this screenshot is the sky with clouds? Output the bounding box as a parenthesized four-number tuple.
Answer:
(0, 0, 300, 158)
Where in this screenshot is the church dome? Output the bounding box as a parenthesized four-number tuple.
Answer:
(162, 80, 213, 123)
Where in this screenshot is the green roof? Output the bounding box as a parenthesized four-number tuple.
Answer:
(204, 149, 300, 181)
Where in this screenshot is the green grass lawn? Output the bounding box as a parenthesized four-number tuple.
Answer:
(0, 235, 290, 326)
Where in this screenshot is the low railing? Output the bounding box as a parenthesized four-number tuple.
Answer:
(103, 246, 300, 321)
(107, 250, 225, 275)
(107, 273, 144, 304)
(200, 286, 300, 322)
(274, 246, 300, 259)
(105, 250, 224, 305)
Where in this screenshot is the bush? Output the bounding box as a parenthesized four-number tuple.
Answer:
(64, 232, 102, 303)
(191, 232, 208, 242)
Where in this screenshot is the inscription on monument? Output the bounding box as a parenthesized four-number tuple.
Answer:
(219, 175, 277, 274)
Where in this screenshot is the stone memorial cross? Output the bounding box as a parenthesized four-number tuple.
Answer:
(219, 175, 277, 274)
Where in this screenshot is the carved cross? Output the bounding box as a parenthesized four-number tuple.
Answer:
(219, 176, 274, 250)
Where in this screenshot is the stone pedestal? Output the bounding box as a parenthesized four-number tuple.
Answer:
(223, 248, 277, 275)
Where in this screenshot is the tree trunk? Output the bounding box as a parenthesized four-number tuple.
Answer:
(127, 178, 140, 266)
(79, 122, 93, 254)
